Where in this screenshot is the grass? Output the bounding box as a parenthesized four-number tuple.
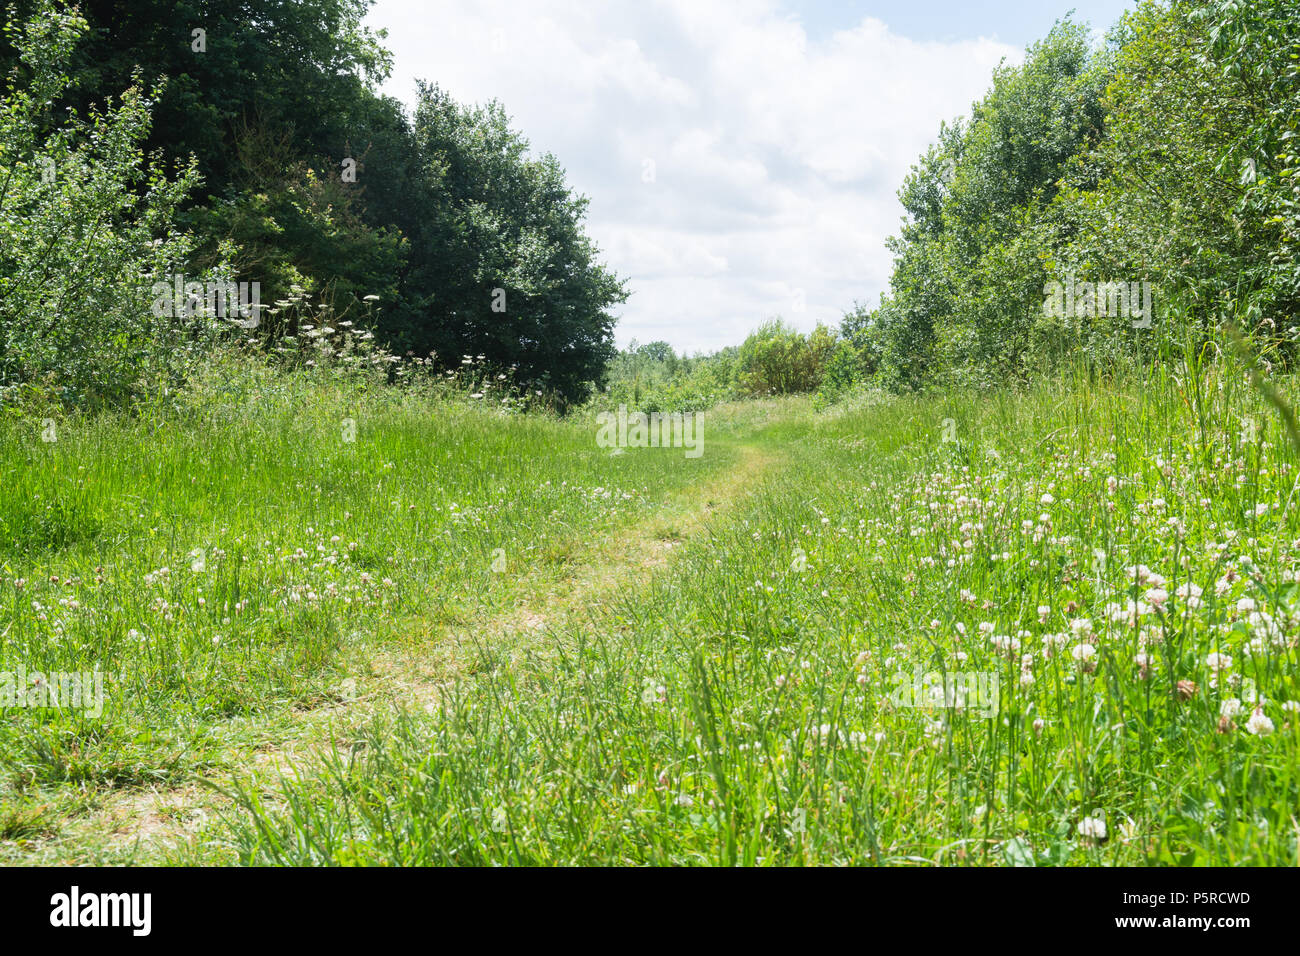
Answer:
(0, 355, 735, 860)
(3, 353, 1300, 865)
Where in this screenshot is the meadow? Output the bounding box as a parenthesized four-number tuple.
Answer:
(3, 348, 1298, 866)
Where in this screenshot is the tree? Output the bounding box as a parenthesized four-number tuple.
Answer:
(0, 1, 629, 405)
(1053, 0, 1300, 348)
(876, 19, 1114, 388)
(736, 319, 836, 395)
(404, 83, 627, 404)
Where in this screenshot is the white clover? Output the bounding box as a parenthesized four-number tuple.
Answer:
(1206, 652, 1232, 672)
(1077, 816, 1107, 840)
(1175, 581, 1203, 608)
(1246, 709, 1274, 736)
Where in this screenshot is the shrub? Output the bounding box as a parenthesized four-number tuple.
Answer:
(0, 1, 206, 408)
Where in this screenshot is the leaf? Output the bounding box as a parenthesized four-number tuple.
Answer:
(1002, 836, 1036, 867)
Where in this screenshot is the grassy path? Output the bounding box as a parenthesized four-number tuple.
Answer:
(204, 374, 1300, 867)
(16, 372, 1300, 866)
(51, 438, 784, 863)
(371, 441, 778, 705)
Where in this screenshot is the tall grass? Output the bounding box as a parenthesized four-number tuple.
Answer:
(0, 354, 730, 830)
(213, 358, 1300, 865)
(5, 344, 1300, 865)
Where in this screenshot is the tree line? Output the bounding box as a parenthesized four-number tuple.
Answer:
(0, 0, 625, 408)
(4, 0, 1296, 413)
(852, 0, 1300, 391)
(603, 1, 1299, 411)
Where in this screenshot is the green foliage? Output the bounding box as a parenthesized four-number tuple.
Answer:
(813, 340, 866, 407)
(599, 340, 738, 413)
(188, 121, 406, 333)
(818, 302, 884, 401)
(598, 321, 843, 414)
(402, 84, 627, 405)
(736, 319, 837, 396)
(0, 0, 626, 407)
(872, 20, 1112, 389)
(1054, 0, 1300, 345)
(0, 1, 205, 408)
(863, 1, 1300, 392)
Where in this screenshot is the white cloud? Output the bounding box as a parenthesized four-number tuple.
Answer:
(368, 0, 1019, 352)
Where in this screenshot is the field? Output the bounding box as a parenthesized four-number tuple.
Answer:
(3, 354, 1299, 866)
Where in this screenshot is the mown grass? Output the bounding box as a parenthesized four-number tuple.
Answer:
(212, 361, 1300, 866)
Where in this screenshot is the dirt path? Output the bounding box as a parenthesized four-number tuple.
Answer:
(75, 442, 779, 861)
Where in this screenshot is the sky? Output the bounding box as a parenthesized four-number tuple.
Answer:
(365, 0, 1136, 354)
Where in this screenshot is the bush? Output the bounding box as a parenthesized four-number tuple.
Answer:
(736, 320, 837, 396)
(0, 1, 208, 408)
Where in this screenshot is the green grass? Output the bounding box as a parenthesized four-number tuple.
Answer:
(0, 356, 737, 860)
(4, 355, 1300, 865)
